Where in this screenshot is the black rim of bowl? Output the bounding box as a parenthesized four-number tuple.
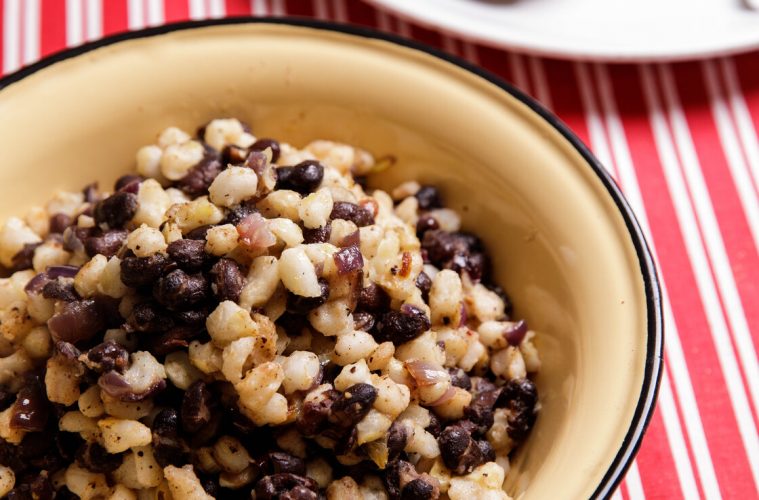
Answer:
(0, 17, 664, 499)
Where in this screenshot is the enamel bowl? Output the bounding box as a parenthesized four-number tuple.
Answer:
(0, 20, 662, 499)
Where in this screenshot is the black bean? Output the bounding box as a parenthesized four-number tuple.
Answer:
(85, 341, 129, 373)
(477, 439, 495, 462)
(448, 251, 488, 283)
(223, 202, 258, 226)
(84, 229, 128, 258)
(127, 301, 175, 333)
(425, 413, 442, 438)
(48, 213, 72, 234)
(152, 408, 188, 467)
(275, 161, 324, 194)
(82, 183, 99, 203)
(387, 421, 410, 459)
(415, 271, 432, 303)
(330, 201, 374, 227)
(286, 279, 329, 314)
(165, 239, 206, 272)
(357, 282, 390, 313)
(76, 442, 122, 473)
(93, 192, 138, 228)
(448, 368, 471, 391)
(10, 379, 49, 432)
(302, 223, 331, 244)
(255, 473, 318, 500)
(414, 186, 443, 210)
(8, 472, 54, 500)
(114, 174, 143, 192)
(401, 478, 437, 500)
(0, 388, 15, 412)
(10, 243, 40, 271)
(497, 378, 538, 442)
(438, 424, 489, 475)
(185, 225, 213, 240)
(209, 258, 245, 303)
(421, 230, 481, 266)
(415, 214, 439, 238)
(120, 252, 171, 288)
(329, 383, 378, 428)
(266, 451, 306, 475)
(176, 154, 223, 197)
(250, 138, 281, 163)
(41, 278, 78, 302)
(173, 307, 209, 326)
(154, 269, 209, 311)
(181, 381, 214, 433)
(296, 389, 339, 436)
(55, 340, 81, 360)
(276, 312, 310, 337)
(148, 325, 202, 356)
(280, 486, 318, 500)
(464, 389, 500, 435)
(384, 460, 416, 499)
(374, 305, 431, 345)
(352, 311, 376, 332)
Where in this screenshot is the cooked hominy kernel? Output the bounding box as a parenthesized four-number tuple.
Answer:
(282, 350, 320, 393)
(74, 254, 108, 297)
(169, 196, 225, 233)
(219, 465, 257, 489)
(22, 325, 52, 359)
(205, 223, 239, 255)
(465, 282, 506, 322)
(136, 145, 163, 179)
(46, 191, 85, 217)
(257, 189, 302, 221)
(372, 375, 410, 418)
(406, 422, 440, 458)
(428, 208, 462, 232)
(209, 167, 259, 207)
(521, 330, 541, 372)
(133, 446, 163, 487)
(0, 217, 42, 267)
(127, 224, 167, 257)
(430, 269, 463, 325)
(98, 417, 152, 453)
(0, 466, 14, 497)
(78, 385, 105, 418)
(101, 393, 154, 420)
(458, 337, 487, 372)
(279, 246, 321, 297)
(395, 197, 419, 226)
(491, 346, 527, 379)
(206, 300, 257, 346)
(213, 436, 253, 474)
(32, 239, 70, 272)
(158, 126, 191, 148)
(25, 206, 49, 237)
(395, 331, 445, 366)
(432, 387, 472, 420)
(299, 189, 333, 229)
(333, 330, 378, 366)
(204, 118, 250, 151)
(132, 179, 172, 228)
(238, 256, 280, 309)
(334, 359, 373, 391)
(326, 476, 362, 499)
(46, 354, 83, 405)
(0, 407, 26, 443)
(164, 465, 214, 500)
(308, 299, 354, 337)
(65, 464, 110, 500)
(188, 340, 223, 374)
(268, 218, 304, 247)
(58, 411, 100, 441)
(99, 256, 129, 298)
(448, 462, 509, 500)
(356, 409, 393, 445)
(307, 458, 333, 489)
(165, 351, 205, 390)
(109, 484, 137, 500)
(160, 140, 205, 181)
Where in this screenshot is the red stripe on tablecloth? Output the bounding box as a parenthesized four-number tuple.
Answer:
(0, 0, 5, 74)
(343, 0, 376, 28)
(673, 60, 759, 400)
(40, 0, 66, 57)
(636, 407, 685, 499)
(610, 63, 754, 499)
(734, 51, 759, 137)
(164, 0, 189, 22)
(409, 22, 442, 48)
(224, 0, 250, 16)
(541, 59, 590, 146)
(474, 44, 514, 87)
(284, 0, 314, 17)
(103, 0, 128, 35)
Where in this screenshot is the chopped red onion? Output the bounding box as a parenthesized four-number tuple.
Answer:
(505, 320, 528, 346)
(333, 245, 363, 276)
(48, 299, 106, 344)
(236, 213, 276, 250)
(405, 360, 449, 387)
(428, 386, 457, 407)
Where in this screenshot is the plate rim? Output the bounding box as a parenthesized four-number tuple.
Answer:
(0, 17, 664, 498)
(366, 0, 759, 62)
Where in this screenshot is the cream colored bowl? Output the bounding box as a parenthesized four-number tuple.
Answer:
(0, 20, 662, 499)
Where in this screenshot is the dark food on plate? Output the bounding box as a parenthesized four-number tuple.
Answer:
(0, 119, 540, 499)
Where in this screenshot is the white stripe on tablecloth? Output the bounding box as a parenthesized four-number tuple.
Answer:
(610, 490, 624, 500)
(2, 0, 21, 73)
(208, 0, 224, 18)
(189, 0, 205, 20)
(146, 0, 164, 26)
(65, 0, 83, 46)
(594, 63, 716, 500)
(625, 462, 646, 500)
(508, 53, 530, 95)
(659, 63, 759, 437)
(250, 0, 267, 16)
(312, 0, 328, 20)
(702, 60, 759, 250)
(642, 63, 759, 490)
(528, 57, 552, 109)
(271, 0, 286, 16)
(22, 0, 39, 65)
(720, 58, 759, 191)
(333, 0, 349, 23)
(127, 0, 144, 29)
(85, 0, 101, 41)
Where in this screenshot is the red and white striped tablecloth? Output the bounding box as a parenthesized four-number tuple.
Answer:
(2, 1, 758, 499)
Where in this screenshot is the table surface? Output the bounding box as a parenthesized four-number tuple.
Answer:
(1, 1, 758, 499)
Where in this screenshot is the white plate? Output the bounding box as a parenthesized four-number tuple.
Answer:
(367, 0, 759, 61)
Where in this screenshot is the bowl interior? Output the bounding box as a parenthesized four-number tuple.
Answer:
(0, 23, 653, 499)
